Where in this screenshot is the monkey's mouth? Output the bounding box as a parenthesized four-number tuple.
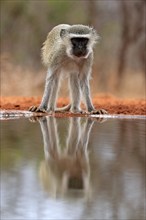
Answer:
(73, 51, 88, 58)
(72, 48, 88, 58)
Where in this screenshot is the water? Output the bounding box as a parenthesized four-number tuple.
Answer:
(1, 115, 146, 220)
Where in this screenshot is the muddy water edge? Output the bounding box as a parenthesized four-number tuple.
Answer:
(0, 113, 146, 220)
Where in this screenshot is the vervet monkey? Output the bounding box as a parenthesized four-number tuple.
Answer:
(38, 116, 94, 197)
(29, 24, 107, 114)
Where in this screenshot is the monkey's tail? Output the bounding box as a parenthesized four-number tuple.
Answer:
(55, 104, 71, 112)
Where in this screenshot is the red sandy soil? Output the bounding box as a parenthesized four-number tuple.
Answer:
(0, 95, 145, 115)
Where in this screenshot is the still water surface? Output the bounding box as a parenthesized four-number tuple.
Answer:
(1, 116, 145, 220)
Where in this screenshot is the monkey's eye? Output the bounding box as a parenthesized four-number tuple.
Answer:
(81, 38, 89, 45)
(71, 38, 78, 46)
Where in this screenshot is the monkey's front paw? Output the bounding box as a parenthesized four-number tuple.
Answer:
(90, 109, 108, 115)
(29, 106, 47, 113)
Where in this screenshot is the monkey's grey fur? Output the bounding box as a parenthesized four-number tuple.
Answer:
(29, 24, 107, 114)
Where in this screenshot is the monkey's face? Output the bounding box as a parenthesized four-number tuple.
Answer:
(71, 37, 89, 58)
(60, 25, 99, 60)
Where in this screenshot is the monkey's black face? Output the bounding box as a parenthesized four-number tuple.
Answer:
(71, 37, 89, 57)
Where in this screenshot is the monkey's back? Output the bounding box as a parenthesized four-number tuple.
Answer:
(41, 24, 70, 67)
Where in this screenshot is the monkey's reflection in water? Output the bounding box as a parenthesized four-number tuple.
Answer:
(38, 117, 96, 198)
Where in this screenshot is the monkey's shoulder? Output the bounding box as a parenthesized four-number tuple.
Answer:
(42, 42, 66, 67)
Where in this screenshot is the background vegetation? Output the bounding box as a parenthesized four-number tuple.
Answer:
(0, 0, 145, 98)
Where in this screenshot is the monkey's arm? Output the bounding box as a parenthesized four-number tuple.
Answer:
(80, 75, 95, 112)
(29, 72, 52, 112)
(80, 69, 107, 115)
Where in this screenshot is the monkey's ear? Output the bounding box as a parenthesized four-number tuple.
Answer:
(91, 28, 101, 42)
(60, 29, 67, 38)
(91, 27, 97, 36)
